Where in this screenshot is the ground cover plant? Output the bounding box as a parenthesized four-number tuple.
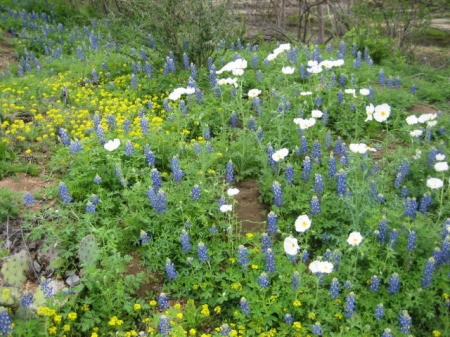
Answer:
(0, 1, 449, 337)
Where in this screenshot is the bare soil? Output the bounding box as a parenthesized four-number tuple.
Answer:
(235, 180, 267, 233)
(0, 173, 52, 194)
(407, 103, 440, 115)
(0, 34, 15, 70)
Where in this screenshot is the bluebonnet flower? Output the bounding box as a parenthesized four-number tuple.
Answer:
(302, 156, 312, 181)
(253, 97, 262, 115)
(140, 116, 149, 135)
(329, 278, 341, 299)
(410, 84, 417, 94)
(230, 111, 239, 128)
(220, 324, 231, 336)
(394, 161, 410, 189)
(40, 278, 54, 298)
(179, 100, 187, 114)
(311, 140, 321, 164)
(344, 280, 353, 289)
(69, 140, 82, 154)
(406, 231, 417, 252)
(394, 76, 401, 88)
(314, 174, 324, 195)
(195, 89, 203, 103)
(354, 51, 362, 67)
(237, 245, 249, 267)
(122, 119, 132, 134)
(247, 116, 256, 131)
(387, 76, 393, 88)
(292, 271, 301, 290)
(285, 164, 294, 185)
(312, 322, 323, 336)
(256, 69, 263, 82)
(374, 304, 385, 320)
(158, 293, 170, 310)
(140, 230, 149, 245)
(404, 197, 417, 218)
(147, 188, 167, 213)
(261, 233, 272, 251)
(144, 145, 155, 167)
(378, 218, 388, 244)
(433, 247, 442, 265)
(217, 196, 226, 211)
(93, 174, 102, 184)
(336, 170, 347, 195)
(315, 96, 322, 107)
(58, 182, 72, 203)
(257, 127, 264, 141)
(239, 297, 251, 315)
(0, 310, 12, 336)
(165, 258, 177, 280)
(419, 194, 432, 213)
(398, 310, 412, 334)
(252, 54, 258, 68)
(258, 272, 269, 288)
(284, 313, 294, 325)
(378, 69, 385, 86)
(337, 91, 344, 105)
(151, 168, 162, 190)
(381, 328, 394, 337)
(226, 160, 234, 184)
(85, 202, 96, 213)
(310, 196, 321, 215)
(421, 257, 436, 288)
(197, 242, 209, 263)
(170, 156, 185, 182)
(58, 128, 70, 146)
(344, 292, 357, 318)
(339, 74, 346, 87)
(264, 248, 276, 273)
(389, 229, 399, 249)
(370, 275, 380, 292)
(388, 273, 400, 294)
(328, 155, 337, 178)
(272, 181, 283, 207)
(182, 53, 190, 69)
(267, 211, 278, 233)
(322, 109, 329, 125)
(76, 48, 85, 61)
(158, 315, 171, 335)
(334, 137, 344, 156)
(189, 63, 197, 79)
(23, 192, 35, 206)
(20, 293, 33, 307)
(299, 136, 309, 155)
(162, 99, 172, 112)
(91, 68, 99, 84)
(124, 140, 133, 157)
(180, 229, 191, 254)
(191, 185, 201, 201)
(427, 148, 439, 167)
(130, 73, 138, 89)
(339, 41, 346, 56)
(302, 250, 310, 263)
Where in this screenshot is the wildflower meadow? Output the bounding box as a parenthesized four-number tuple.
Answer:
(0, 1, 449, 337)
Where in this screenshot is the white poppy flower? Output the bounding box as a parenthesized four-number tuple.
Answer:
(406, 115, 418, 125)
(436, 154, 446, 161)
(295, 214, 311, 233)
(359, 88, 370, 96)
(232, 68, 244, 76)
(349, 143, 372, 154)
(307, 60, 319, 67)
(347, 232, 363, 246)
(299, 91, 313, 96)
(307, 65, 323, 74)
(333, 59, 345, 67)
(216, 59, 247, 75)
(418, 113, 436, 123)
(311, 110, 323, 118)
(248, 89, 261, 99)
(226, 188, 240, 196)
(426, 177, 444, 189)
(319, 261, 334, 274)
(365, 104, 375, 122)
(282, 66, 295, 74)
(308, 260, 321, 273)
(373, 103, 391, 122)
(272, 148, 289, 162)
(409, 129, 423, 137)
(219, 204, 233, 212)
(284, 236, 299, 256)
(217, 78, 238, 88)
(104, 138, 121, 151)
(434, 162, 449, 172)
(293, 117, 316, 130)
(344, 88, 356, 98)
(427, 120, 437, 128)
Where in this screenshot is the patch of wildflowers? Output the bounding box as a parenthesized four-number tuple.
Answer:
(158, 315, 171, 335)
(264, 248, 276, 273)
(336, 170, 347, 195)
(406, 231, 417, 252)
(285, 164, 294, 185)
(258, 272, 269, 288)
(344, 292, 357, 318)
(226, 160, 234, 184)
(389, 229, 399, 248)
(23, 192, 35, 206)
(170, 156, 185, 182)
(329, 278, 340, 299)
(302, 156, 312, 181)
(312, 322, 323, 336)
(261, 233, 272, 251)
(239, 297, 251, 315)
(374, 304, 385, 320)
(58, 182, 72, 203)
(404, 197, 418, 218)
(0, 310, 12, 336)
(237, 245, 249, 267)
(267, 211, 278, 233)
(314, 174, 324, 195)
(310, 196, 321, 215)
(191, 185, 201, 201)
(419, 194, 432, 213)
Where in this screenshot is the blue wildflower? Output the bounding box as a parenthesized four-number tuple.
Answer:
(388, 273, 400, 295)
(272, 181, 283, 207)
(197, 242, 209, 263)
(165, 258, 177, 280)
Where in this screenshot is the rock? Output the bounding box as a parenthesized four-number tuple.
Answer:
(65, 272, 80, 287)
(33, 261, 42, 273)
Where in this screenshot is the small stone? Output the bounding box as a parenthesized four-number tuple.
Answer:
(65, 272, 80, 287)
(33, 261, 42, 273)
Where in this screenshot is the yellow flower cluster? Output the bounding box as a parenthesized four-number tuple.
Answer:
(108, 315, 124, 326)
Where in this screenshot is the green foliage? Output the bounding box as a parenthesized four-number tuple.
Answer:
(78, 235, 98, 266)
(0, 188, 20, 222)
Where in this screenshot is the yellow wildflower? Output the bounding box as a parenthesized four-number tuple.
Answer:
(63, 325, 71, 332)
(432, 331, 442, 337)
(133, 303, 141, 311)
(149, 300, 157, 306)
(68, 312, 77, 320)
(189, 328, 197, 335)
(293, 321, 302, 331)
(214, 306, 221, 314)
(293, 299, 302, 307)
(200, 304, 210, 316)
(53, 315, 62, 323)
(48, 326, 57, 335)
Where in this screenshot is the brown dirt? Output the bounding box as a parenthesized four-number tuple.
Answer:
(411, 45, 449, 68)
(125, 253, 163, 298)
(0, 173, 52, 194)
(0, 34, 15, 70)
(235, 181, 267, 233)
(407, 103, 440, 114)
